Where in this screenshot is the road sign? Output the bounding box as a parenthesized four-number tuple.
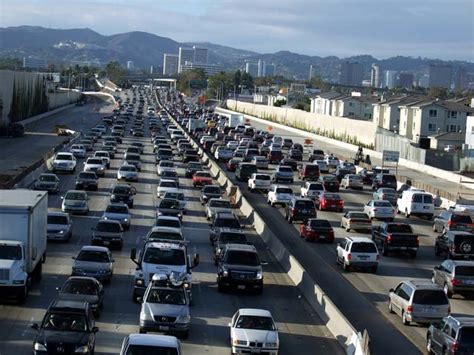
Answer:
(304, 139, 313, 145)
(382, 150, 400, 163)
(267, 125, 273, 131)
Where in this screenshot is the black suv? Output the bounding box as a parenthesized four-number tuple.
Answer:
(285, 197, 317, 223)
(75, 172, 99, 191)
(217, 244, 264, 294)
(435, 231, 474, 260)
(31, 300, 98, 355)
(110, 184, 137, 208)
(427, 315, 474, 354)
(372, 173, 397, 190)
(431, 259, 474, 298)
(209, 212, 242, 244)
(185, 162, 203, 178)
(200, 185, 223, 205)
(235, 163, 258, 182)
(213, 229, 248, 265)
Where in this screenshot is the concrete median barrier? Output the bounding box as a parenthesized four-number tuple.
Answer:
(161, 99, 368, 355)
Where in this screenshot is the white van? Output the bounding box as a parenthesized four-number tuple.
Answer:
(397, 189, 434, 219)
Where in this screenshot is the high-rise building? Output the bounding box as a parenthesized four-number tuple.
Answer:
(384, 70, 398, 88)
(418, 74, 429, 88)
(428, 64, 452, 89)
(370, 63, 380, 88)
(192, 46, 208, 64)
(178, 47, 194, 73)
(245, 62, 259, 78)
(454, 67, 468, 91)
(309, 64, 318, 80)
(398, 72, 414, 89)
(265, 64, 276, 77)
(180, 62, 221, 76)
(23, 57, 48, 69)
(338, 61, 363, 86)
(163, 54, 179, 76)
(126, 61, 134, 70)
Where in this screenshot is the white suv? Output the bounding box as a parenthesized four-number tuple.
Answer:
(52, 152, 77, 173)
(267, 185, 293, 207)
(336, 237, 379, 273)
(248, 173, 272, 192)
(120, 334, 182, 355)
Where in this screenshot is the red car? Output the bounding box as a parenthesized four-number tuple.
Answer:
(192, 171, 213, 187)
(226, 159, 239, 172)
(319, 192, 344, 212)
(299, 219, 335, 242)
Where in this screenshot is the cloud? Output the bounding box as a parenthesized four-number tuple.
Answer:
(1, 0, 473, 60)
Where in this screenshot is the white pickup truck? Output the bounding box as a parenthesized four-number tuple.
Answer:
(248, 173, 272, 192)
(300, 182, 325, 199)
(267, 185, 294, 207)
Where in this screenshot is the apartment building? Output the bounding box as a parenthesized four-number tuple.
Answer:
(373, 96, 426, 132)
(310, 92, 346, 115)
(331, 95, 378, 119)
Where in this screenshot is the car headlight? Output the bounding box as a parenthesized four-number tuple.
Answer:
(123, 218, 129, 222)
(256, 271, 263, 280)
(58, 230, 64, 234)
(111, 194, 116, 199)
(34, 343, 47, 351)
(176, 315, 191, 323)
(135, 278, 144, 286)
(222, 269, 228, 277)
(103, 216, 108, 220)
(99, 269, 108, 274)
(74, 345, 89, 353)
(265, 342, 278, 347)
(233, 339, 247, 346)
(72, 268, 83, 273)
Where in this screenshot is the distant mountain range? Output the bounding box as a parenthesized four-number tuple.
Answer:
(1, 26, 473, 80)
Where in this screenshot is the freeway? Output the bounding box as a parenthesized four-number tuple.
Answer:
(211, 115, 474, 353)
(0, 93, 342, 354)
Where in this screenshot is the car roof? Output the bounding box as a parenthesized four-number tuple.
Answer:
(346, 236, 375, 243)
(48, 211, 69, 217)
(65, 276, 99, 284)
(156, 216, 180, 222)
(80, 245, 110, 252)
(225, 243, 256, 252)
(147, 242, 186, 250)
(49, 299, 88, 312)
(406, 280, 443, 290)
(452, 260, 474, 267)
(126, 333, 180, 347)
(238, 308, 273, 317)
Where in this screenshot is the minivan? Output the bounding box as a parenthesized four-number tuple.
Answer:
(372, 173, 397, 190)
(235, 163, 258, 182)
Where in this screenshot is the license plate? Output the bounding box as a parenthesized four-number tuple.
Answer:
(400, 247, 407, 250)
(319, 235, 326, 239)
(331, 205, 336, 208)
(423, 206, 429, 209)
(237, 285, 246, 290)
(358, 256, 368, 260)
(103, 241, 110, 246)
(423, 308, 436, 313)
(159, 326, 169, 331)
(302, 209, 308, 213)
(251, 349, 261, 354)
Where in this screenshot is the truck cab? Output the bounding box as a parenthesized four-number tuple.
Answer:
(131, 241, 199, 303)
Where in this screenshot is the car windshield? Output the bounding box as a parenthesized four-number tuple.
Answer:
(220, 233, 247, 244)
(351, 242, 377, 253)
(412, 290, 448, 305)
(95, 152, 107, 157)
(76, 251, 110, 263)
(195, 172, 211, 178)
(48, 215, 68, 225)
(164, 192, 184, 201)
(276, 188, 293, 194)
(121, 166, 136, 172)
(43, 313, 88, 332)
(295, 200, 315, 208)
(146, 288, 186, 305)
(56, 154, 72, 160)
(458, 327, 474, 345)
(143, 248, 185, 265)
(114, 186, 131, 194)
(148, 231, 182, 241)
(235, 316, 275, 331)
(279, 167, 293, 173)
(210, 200, 231, 208)
(188, 163, 202, 169)
(308, 184, 322, 190)
(204, 186, 221, 194)
(322, 176, 337, 182)
(62, 280, 98, 295)
(380, 188, 396, 194)
(349, 213, 369, 219)
(78, 172, 96, 179)
(162, 171, 177, 177)
(160, 181, 177, 188)
(126, 155, 140, 161)
(160, 199, 180, 208)
(214, 218, 241, 229)
(386, 224, 413, 233)
(255, 175, 271, 180)
(373, 201, 392, 207)
(160, 162, 174, 167)
(323, 194, 340, 200)
(39, 175, 56, 182)
(106, 205, 128, 214)
(65, 192, 86, 200)
(456, 266, 474, 276)
(225, 251, 260, 266)
(87, 158, 102, 165)
(0, 245, 22, 260)
(96, 222, 121, 232)
(71, 145, 83, 150)
(452, 214, 472, 224)
(309, 220, 332, 228)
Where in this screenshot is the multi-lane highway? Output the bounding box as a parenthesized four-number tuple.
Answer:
(0, 91, 342, 355)
(211, 110, 474, 353)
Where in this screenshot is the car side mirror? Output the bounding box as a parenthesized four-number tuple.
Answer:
(261, 261, 269, 266)
(434, 266, 440, 270)
(31, 323, 39, 331)
(130, 248, 137, 262)
(56, 287, 60, 292)
(228, 322, 232, 327)
(431, 322, 441, 329)
(92, 326, 99, 333)
(336, 243, 341, 248)
(389, 288, 394, 293)
(111, 259, 115, 263)
(193, 253, 200, 267)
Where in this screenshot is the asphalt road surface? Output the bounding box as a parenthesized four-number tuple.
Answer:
(0, 98, 342, 355)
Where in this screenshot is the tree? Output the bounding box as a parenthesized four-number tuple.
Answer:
(428, 87, 448, 99)
(240, 72, 254, 90)
(176, 69, 206, 95)
(273, 99, 286, 107)
(105, 61, 125, 85)
(207, 71, 233, 99)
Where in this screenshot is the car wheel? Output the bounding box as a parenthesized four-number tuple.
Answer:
(404, 209, 410, 218)
(342, 262, 349, 272)
(434, 244, 441, 256)
(426, 336, 434, 355)
(371, 266, 378, 273)
(388, 299, 394, 313)
(402, 311, 410, 325)
(217, 281, 225, 293)
(382, 244, 389, 256)
(287, 215, 293, 223)
(139, 328, 146, 334)
(346, 226, 351, 232)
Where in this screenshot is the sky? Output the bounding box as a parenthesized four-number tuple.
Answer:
(1, 0, 473, 61)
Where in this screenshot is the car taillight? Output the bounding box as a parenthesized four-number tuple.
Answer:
(387, 234, 392, 243)
(407, 305, 413, 313)
(376, 254, 380, 261)
(416, 236, 420, 245)
(337, 200, 344, 205)
(329, 230, 334, 236)
(374, 208, 379, 212)
(447, 220, 456, 227)
(451, 341, 459, 352)
(347, 253, 352, 261)
(451, 278, 460, 286)
(291, 208, 296, 213)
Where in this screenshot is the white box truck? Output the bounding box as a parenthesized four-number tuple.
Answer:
(0, 190, 47, 303)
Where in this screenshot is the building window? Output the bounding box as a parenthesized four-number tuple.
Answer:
(457, 125, 461, 132)
(348, 112, 354, 116)
(449, 111, 458, 118)
(449, 125, 457, 132)
(349, 102, 354, 107)
(471, 126, 474, 134)
(429, 109, 437, 117)
(396, 118, 400, 124)
(428, 123, 437, 132)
